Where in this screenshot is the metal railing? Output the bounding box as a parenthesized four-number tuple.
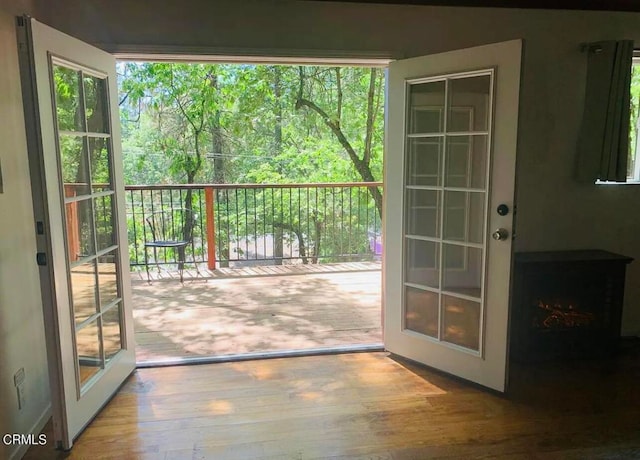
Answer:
(124, 182, 383, 270)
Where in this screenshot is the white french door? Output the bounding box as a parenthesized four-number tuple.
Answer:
(18, 18, 135, 448)
(384, 40, 522, 392)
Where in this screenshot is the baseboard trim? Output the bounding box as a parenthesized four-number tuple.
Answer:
(9, 403, 52, 460)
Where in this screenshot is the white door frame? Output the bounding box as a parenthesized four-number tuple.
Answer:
(16, 15, 522, 447)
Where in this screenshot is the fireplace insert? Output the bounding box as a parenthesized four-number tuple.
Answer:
(510, 250, 632, 362)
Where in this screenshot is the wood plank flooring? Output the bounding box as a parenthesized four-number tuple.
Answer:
(132, 263, 382, 363)
(24, 347, 640, 459)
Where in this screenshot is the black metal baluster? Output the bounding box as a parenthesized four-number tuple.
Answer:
(332, 187, 336, 263)
(357, 187, 361, 258)
(233, 188, 239, 262)
(278, 187, 283, 263)
(243, 188, 248, 261)
(162, 189, 170, 264)
(198, 188, 205, 264)
(253, 188, 258, 260)
(365, 186, 370, 257)
(373, 188, 378, 257)
(262, 188, 266, 262)
(193, 188, 201, 265)
(305, 186, 313, 263)
(323, 187, 328, 262)
(348, 187, 352, 260)
(297, 187, 301, 263)
(228, 189, 234, 262)
(315, 187, 319, 263)
(340, 187, 345, 260)
(216, 189, 222, 265)
(140, 189, 147, 266)
(130, 190, 139, 266)
(289, 187, 293, 262)
(149, 189, 157, 267)
(271, 187, 275, 264)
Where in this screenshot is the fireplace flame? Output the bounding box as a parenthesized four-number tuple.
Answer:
(535, 300, 595, 329)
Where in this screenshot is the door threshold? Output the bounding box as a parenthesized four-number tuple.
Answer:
(136, 343, 385, 368)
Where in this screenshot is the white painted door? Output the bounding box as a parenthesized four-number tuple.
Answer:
(384, 40, 522, 392)
(18, 18, 135, 448)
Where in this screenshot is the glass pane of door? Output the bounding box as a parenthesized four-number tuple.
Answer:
(53, 61, 124, 391)
(403, 71, 493, 353)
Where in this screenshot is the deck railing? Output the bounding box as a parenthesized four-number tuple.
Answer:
(124, 182, 383, 270)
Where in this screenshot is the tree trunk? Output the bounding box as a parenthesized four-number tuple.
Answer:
(272, 67, 286, 263)
(273, 66, 283, 162)
(209, 73, 229, 267)
(210, 74, 226, 184)
(274, 226, 283, 265)
(178, 174, 196, 271)
(311, 214, 322, 264)
(274, 222, 308, 265)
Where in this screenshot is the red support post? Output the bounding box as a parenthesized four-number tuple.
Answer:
(64, 184, 79, 262)
(205, 187, 216, 270)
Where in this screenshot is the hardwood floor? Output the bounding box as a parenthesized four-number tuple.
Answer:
(24, 347, 640, 459)
(132, 263, 382, 362)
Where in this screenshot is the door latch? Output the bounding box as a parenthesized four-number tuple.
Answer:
(497, 204, 509, 216)
(36, 252, 47, 266)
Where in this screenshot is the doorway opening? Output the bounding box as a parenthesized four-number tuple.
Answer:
(24, 16, 524, 450)
(112, 59, 387, 365)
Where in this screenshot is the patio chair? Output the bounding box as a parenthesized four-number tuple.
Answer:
(144, 208, 195, 284)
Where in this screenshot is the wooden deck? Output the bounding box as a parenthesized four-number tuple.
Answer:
(130, 262, 382, 363)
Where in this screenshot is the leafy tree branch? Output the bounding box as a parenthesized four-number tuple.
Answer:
(295, 66, 383, 218)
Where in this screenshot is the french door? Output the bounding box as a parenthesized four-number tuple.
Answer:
(17, 13, 520, 448)
(18, 17, 135, 448)
(384, 40, 522, 392)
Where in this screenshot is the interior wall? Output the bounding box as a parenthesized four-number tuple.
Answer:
(30, 0, 640, 336)
(9, 1, 639, 454)
(0, 1, 51, 459)
(0, 5, 633, 450)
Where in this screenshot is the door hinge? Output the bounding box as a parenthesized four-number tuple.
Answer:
(36, 252, 47, 266)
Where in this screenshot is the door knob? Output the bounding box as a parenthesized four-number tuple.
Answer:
(492, 228, 509, 241)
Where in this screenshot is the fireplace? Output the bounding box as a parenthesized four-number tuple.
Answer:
(510, 250, 632, 362)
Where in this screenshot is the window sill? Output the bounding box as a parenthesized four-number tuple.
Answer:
(595, 180, 640, 185)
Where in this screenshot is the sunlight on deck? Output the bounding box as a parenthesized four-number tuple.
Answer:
(131, 263, 382, 362)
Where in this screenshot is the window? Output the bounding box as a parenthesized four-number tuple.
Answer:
(597, 53, 640, 184)
(627, 55, 640, 181)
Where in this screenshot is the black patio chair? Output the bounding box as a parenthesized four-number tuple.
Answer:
(144, 208, 196, 283)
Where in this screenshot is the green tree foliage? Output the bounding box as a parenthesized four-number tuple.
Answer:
(294, 66, 383, 217)
(118, 63, 384, 191)
(119, 63, 220, 184)
(118, 63, 385, 265)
